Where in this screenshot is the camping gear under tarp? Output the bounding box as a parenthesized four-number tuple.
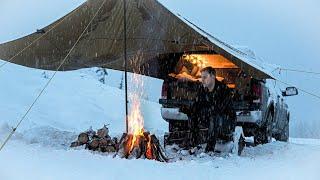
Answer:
(0, 0, 273, 80)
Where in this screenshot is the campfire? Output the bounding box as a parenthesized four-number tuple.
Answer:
(117, 132, 168, 162)
(116, 70, 168, 162)
(116, 93, 168, 162)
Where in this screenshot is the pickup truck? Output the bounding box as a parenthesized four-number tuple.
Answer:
(159, 54, 298, 149)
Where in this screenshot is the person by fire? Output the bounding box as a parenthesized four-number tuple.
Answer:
(177, 66, 236, 152)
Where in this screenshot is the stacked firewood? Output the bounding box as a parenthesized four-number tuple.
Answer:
(70, 125, 118, 153)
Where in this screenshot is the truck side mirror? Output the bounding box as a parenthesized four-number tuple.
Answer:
(282, 87, 298, 97)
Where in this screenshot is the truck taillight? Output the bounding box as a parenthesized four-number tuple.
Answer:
(161, 81, 168, 99)
(252, 82, 262, 103)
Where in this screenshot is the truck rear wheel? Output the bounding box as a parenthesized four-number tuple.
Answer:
(238, 135, 245, 155)
(254, 128, 268, 145)
(276, 117, 289, 142)
(254, 111, 273, 145)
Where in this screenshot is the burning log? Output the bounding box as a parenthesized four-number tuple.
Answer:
(116, 132, 168, 162)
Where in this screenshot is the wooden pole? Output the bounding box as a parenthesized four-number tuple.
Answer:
(123, 0, 129, 133)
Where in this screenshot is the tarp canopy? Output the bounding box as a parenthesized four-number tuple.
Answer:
(0, 0, 273, 80)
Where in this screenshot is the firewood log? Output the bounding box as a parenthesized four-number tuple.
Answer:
(97, 126, 109, 138)
(87, 138, 100, 151)
(78, 133, 89, 145)
(70, 141, 81, 148)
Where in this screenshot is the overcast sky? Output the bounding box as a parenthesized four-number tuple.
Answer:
(0, 0, 319, 137)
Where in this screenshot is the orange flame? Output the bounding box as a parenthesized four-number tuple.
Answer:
(146, 135, 153, 159)
(124, 53, 154, 158)
(127, 93, 144, 151)
(125, 64, 150, 155)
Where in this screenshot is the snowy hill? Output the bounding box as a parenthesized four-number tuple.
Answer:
(0, 60, 167, 136)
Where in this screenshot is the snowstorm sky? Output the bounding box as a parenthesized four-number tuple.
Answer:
(0, 0, 319, 137)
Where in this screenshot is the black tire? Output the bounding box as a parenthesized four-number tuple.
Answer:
(238, 135, 245, 156)
(276, 118, 289, 142)
(254, 128, 268, 145)
(169, 120, 189, 132)
(254, 111, 273, 145)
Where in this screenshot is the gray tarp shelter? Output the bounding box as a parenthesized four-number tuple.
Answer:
(0, 0, 273, 80)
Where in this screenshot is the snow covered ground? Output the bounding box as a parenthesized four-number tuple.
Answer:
(1, 131, 320, 180)
(0, 61, 319, 180)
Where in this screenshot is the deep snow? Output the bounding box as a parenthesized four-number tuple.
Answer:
(0, 61, 319, 180)
(1, 129, 320, 180)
